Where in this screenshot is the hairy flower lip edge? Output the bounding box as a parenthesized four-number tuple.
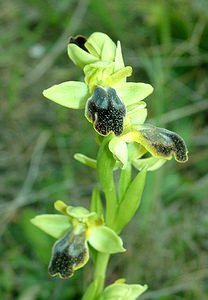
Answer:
(119, 124, 188, 163)
(38, 31, 189, 286)
(47, 222, 125, 278)
(48, 228, 89, 279)
(85, 86, 126, 136)
(32, 198, 125, 278)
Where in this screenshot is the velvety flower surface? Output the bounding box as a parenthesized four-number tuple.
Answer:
(86, 86, 126, 136)
(48, 225, 88, 279)
(31, 200, 125, 279)
(43, 31, 188, 171)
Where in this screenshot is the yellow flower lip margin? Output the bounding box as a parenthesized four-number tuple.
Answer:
(48, 225, 89, 279)
(31, 200, 125, 278)
(109, 123, 188, 170)
(42, 31, 188, 170)
(85, 86, 126, 136)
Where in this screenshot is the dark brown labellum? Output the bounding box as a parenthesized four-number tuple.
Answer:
(48, 230, 87, 279)
(86, 86, 126, 136)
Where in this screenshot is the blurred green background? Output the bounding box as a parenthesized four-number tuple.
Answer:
(0, 0, 208, 299)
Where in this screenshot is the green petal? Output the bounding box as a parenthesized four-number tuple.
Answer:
(43, 81, 89, 109)
(85, 32, 116, 61)
(74, 153, 97, 168)
(89, 226, 125, 254)
(131, 124, 189, 162)
(116, 82, 153, 106)
(132, 157, 167, 171)
(109, 66, 132, 85)
(109, 137, 128, 167)
(31, 214, 71, 239)
(54, 200, 68, 215)
(67, 43, 98, 68)
(114, 41, 125, 71)
(66, 206, 91, 219)
(126, 101, 147, 125)
(100, 283, 147, 300)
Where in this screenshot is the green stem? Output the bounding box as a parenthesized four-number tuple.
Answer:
(103, 179, 117, 228)
(93, 252, 110, 296)
(97, 136, 117, 227)
(81, 252, 110, 300)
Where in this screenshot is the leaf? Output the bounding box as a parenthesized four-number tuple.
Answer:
(89, 226, 125, 254)
(30, 214, 71, 239)
(81, 279, 100, 300)
(43, 81, 89, 109)
(113, 170, 146, 234)
(118, 163, 132, 202)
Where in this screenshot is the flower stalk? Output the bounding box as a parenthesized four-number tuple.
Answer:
(31, 32, 188, 300)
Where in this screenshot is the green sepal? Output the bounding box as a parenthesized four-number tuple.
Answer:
(90, 186, 104, 216)
(113, 170, 146, 234)
(116, 82, 153, 107)
(43, 81, 89, 109)
(109, 137, 128, 168)
(99, 282, 147, 300)
(30, 214, 71, 239)
(67, 43, 98, 68)
(85, 32, 116, 61)
(74, 153, 97, 168)
(88, 226, 125, 254)
(132, 157, 167, 171)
